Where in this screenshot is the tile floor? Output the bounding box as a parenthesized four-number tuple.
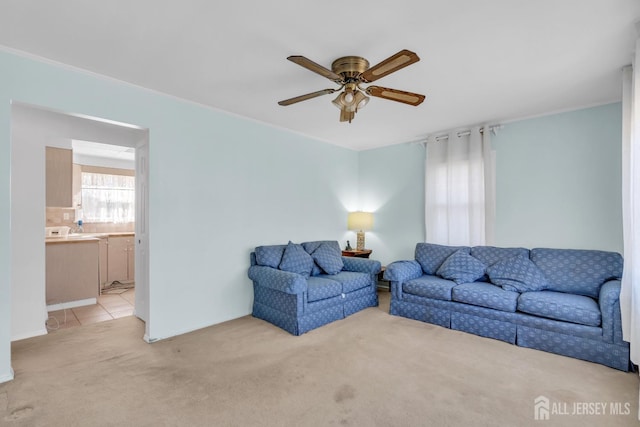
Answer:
(46, 288, 135, 332)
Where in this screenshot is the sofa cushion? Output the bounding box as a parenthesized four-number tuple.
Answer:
(254, 244, 287, 268)
(436, 249, 486, 285)
(306, 276, 342, 302)
(310, 263, 322, 276)
(452, 282, 519, 312)
(486, 255, 549, 293)
(517, 291, 601, 327)
(415, 243, 470, 275)
(321, 271, 371, 293)
(403, 275, 458, 301)
(278, 241, 314, 278)
(309, 242, 344, 275)
(470, 246, 529, 281)
(470, 246, 530, 267)
(530, 248, 623, 298)
(302, 241, 343, 276)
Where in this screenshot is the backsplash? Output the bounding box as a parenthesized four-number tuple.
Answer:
(46, 207, 134, 233)
(45, 207, 76, 228)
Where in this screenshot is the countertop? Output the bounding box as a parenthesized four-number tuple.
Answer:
(45, 232, 134, 244)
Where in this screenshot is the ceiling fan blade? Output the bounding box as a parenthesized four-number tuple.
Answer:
(365, 86, 425, 106)
(360, 49, 420, 83)
(278, 89, 337, 106)
(287, 56, 343, 83)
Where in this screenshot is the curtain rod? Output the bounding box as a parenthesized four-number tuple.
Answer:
(432, 124, 503, 142)
(406, 124, 503, 146)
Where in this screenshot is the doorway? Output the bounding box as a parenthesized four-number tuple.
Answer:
(46, 139, 138, 330)
(10, 102, 150, 344)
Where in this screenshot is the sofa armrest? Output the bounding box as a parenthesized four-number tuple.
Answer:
(248, 265, 307, 295)
(342, 257, 381, 274)
(383, 260, 423, 283)
(599, 279, 625, 344)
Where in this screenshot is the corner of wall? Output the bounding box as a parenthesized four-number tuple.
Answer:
(0, 367, 14, 384)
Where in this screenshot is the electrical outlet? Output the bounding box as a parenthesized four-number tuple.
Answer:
(63, 213, 70, 220)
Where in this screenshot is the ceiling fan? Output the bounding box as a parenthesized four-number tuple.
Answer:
(278, 49, 425, 123)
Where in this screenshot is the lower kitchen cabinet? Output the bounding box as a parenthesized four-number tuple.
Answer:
(98, 236, 108, 290)
(46, 240, 99, 305)
(127, 239, 135, 282)
(107, 235, 135, 284)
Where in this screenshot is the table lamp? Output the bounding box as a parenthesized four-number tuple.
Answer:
(347, 211, 374, 250)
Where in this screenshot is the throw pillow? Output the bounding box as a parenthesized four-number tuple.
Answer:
(310, 242, 344, 275)
(436, 249, 486, 285)
(279, 241, 314, 278)
(486, 255, 549, 292)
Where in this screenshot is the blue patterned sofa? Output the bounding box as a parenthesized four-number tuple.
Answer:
(384, 243, 630, 370)
(248, 240, 380, 335)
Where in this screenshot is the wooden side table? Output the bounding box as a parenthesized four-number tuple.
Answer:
(378, 266, 390, 292)
(341, 249, 372, 258)
(378, 266, 386, 281)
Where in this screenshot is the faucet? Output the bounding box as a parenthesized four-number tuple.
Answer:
(73, 220, 84, 234)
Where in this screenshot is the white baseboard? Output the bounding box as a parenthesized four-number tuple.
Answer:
(46, 298, 97, 312)
(11, 327, 48, 342)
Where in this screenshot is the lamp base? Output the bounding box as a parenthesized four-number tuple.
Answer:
(356, 231, 365, 251)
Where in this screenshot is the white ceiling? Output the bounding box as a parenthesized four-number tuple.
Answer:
(1, 1, 639, 151)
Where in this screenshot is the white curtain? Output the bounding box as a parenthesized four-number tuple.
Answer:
(81, 172, 135, 223)
(621, 57, 640, 367)
(425, 126, 495, 246)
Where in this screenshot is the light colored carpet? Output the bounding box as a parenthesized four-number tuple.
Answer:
(1, 292, 638, 426)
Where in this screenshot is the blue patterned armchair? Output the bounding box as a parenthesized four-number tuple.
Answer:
(385, 243, 630, 370)
(248, 240, 380, 335)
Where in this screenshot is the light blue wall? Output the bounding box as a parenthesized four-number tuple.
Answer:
(357, 143, 425, 265)
(0, 50, 358, 380)
(493, 103, 622, 252)
(358, 103, 623, 264)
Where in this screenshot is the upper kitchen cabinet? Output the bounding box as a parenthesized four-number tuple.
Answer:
(45, 146, 73, 207)
(72, 163, 82, 208)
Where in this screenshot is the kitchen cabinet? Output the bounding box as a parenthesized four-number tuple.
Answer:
(72, 163, 82, 208)
(98, 236, 108, 290)
(45, 147, 73, 207)
(107, 235, 135, 284)
(46, 240, 99, 305)
(127, 239, 135, 282)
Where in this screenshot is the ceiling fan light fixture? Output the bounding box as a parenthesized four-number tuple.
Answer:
(332, 94, 343, 109)
(344, 91, 354, 104)
(334, 89, 360, 111)
(343, 82, 357, 105)
(335, 89, 370, 116)
(340, 107, 354, 123)
(353, 91, 369, 111)
(358, 96, 370, 110)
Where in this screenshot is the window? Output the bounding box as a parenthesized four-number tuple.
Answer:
(81, 172, 135, 223)
(428, 159, 482, 236)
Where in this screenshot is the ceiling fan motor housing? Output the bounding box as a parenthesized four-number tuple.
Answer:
(331, 56, 370, 80)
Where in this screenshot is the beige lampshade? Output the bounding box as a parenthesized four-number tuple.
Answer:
(347, 211, 374, 231)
